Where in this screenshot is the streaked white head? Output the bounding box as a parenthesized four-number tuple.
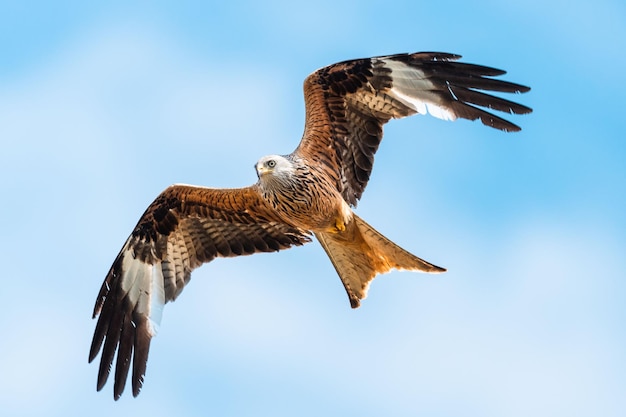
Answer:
(255, 155, 295, 181)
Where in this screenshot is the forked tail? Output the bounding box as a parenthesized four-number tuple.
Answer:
(315, 214, 445, 308)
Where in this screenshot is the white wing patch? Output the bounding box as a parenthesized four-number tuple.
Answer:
(120, 245, 165, 337)
(382, 59, 457, 122)
(148, 263, 165, 334)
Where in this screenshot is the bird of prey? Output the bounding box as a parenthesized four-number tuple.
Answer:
(89, 51, 531, 399)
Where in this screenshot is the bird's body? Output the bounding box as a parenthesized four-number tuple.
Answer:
(89, 51, 531, 399)
(255, 154, 350, 233)
(254, 152, 444, 307)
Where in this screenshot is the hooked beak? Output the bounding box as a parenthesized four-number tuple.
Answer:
(255, 164, 267, 179)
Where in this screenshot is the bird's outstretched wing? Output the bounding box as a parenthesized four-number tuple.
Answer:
(294, 52, 532, 206)
(89, 184, 311, 399)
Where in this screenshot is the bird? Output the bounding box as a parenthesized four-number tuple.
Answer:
(89, 51, 531, 399)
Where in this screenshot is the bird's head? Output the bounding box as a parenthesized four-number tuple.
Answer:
(255, 155, 294, 180)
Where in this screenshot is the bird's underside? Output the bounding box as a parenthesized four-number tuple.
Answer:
(89, 51, 531, 399)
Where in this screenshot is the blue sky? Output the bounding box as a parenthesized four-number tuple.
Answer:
(1, 1, 625, 416)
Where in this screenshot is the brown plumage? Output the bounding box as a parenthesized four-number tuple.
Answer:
(90, 52, 531, 399)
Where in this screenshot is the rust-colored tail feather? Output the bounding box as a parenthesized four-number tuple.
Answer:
(315, 214, 445, 308)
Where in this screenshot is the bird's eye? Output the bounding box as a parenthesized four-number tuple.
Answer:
(266, 160, 276, 168)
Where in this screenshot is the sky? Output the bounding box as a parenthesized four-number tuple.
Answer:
(1, 1, 625, 416)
